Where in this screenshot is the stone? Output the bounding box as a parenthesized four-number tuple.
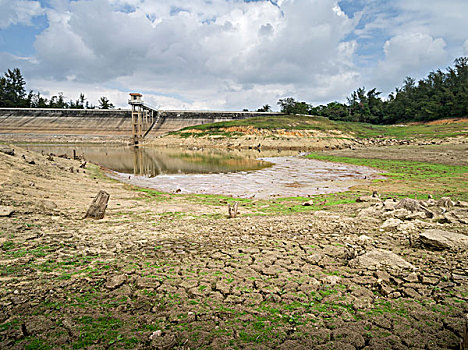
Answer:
(358, 206, 381, 218)
(0, 146, 14, 156)
(395, 198, 423, 212)
(302, 200, 314, 206)
(437, 197, 455, 208)
(105, 274, 126, 290)
(0, 206, 14, 217)
(420, 229, 468, 250)
(349, 249, 415, 271)
(382, 208, 410, 220)
(451, 208, 468, 224)
(381, 218, 403, 230)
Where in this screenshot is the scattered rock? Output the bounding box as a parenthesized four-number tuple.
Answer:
(0, 146, 15, 156)
(420, 229, 468, 250)
(437, 197, 455, 208)
(381, 218, 403, 230)
(0, 206, 14, 217)
(349, 249, 415, 271)
(302, 200, 314, 206)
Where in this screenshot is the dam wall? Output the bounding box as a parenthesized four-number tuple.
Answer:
(0, 108, 282, 137)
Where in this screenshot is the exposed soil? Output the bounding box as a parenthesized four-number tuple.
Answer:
(0, 144, 467, 349)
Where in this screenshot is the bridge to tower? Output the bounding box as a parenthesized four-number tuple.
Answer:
(128, 93, 159, 145)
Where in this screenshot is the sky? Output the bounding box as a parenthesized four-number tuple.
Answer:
(0, 0, 467, 110)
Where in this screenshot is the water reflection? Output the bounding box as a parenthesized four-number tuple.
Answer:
(21, 144, 278, 176)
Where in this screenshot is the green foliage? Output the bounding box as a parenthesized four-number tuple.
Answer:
(256, 104, 272, 112)
(0, 68, 27, 107)
(303, 57, 468, 124)
(98, 96, 114, 109)
(277, 97, 310, 115)
(0, 67, 98, 109)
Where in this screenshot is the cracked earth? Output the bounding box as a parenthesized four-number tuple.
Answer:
(0, 145, 467, 349)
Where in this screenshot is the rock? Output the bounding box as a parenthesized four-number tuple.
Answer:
(302, 200, 314, 206)
(358, 206, 381, 218)
(358, 235, 373, 245)
(450, 208, 468, 224)
(105, 274, 127, 289)
(381, 218, 403, 230)
(437, 197, 455, 208)
(395, 198, 432, 217)
(356, 195, 381, 203)
(39, 200, 58, 211)
(0, 206, 14, 217)
(382, 199, 398, 210)
(0, 146, 14, 156)
(382, 208, 410, 220)
(395, 198, 423, 212)
(349, 249, 415, 271)
(420, 229, 468, 250)
(455, 201, 468, 208)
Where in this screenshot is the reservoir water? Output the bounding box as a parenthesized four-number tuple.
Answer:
(22, 144, 382, 198)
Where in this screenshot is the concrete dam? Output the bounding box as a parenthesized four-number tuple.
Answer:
(0, 108, 282, 138)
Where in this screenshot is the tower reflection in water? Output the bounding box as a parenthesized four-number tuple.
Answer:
(132, 147, 162, 177)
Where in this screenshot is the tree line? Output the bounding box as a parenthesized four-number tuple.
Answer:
(268, 57, 467, 124)
(0, 68, 114, 109)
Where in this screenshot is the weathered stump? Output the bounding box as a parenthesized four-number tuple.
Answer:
(228, 202, 239, 218)
(85, 191, 110, 220)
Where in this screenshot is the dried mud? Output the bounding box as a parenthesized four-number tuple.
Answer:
(0, 144, 467, 349)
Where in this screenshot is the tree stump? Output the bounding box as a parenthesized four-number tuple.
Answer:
(85, 191, 110, 220)
(228, 202, 239, 218)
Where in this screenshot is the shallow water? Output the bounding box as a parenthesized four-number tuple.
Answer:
(21, 144, 274, 176)
(110, 156, 382, 199)
(22, 144, 382, 198)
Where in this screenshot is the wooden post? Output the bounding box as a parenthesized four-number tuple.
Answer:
(85, 191, 110, 219)
(228, 202, 239, 218)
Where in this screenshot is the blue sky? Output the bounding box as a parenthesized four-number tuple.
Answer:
(0, 0, 467, 110)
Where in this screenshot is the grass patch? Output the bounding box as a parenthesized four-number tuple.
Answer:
(306, 153, 468, 200)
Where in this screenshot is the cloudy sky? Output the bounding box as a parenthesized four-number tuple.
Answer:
(1, 0, 467, 110)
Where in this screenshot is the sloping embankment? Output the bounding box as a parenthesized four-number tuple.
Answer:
(0, 108, 132, 135)
(0, 108, 282, 137)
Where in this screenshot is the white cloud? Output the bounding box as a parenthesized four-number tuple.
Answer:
(0, 0, 43, 29)
(370, 33, 448, 93)
(2, 0, 466, 110)
(464, 40, 468, 56)
(24, 0, 360, 109)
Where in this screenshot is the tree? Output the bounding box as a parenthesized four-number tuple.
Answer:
(0, 68, 27, 107)
(257, 104, 272, 112)
(277, 97, 310, 115)
(98, 96, 114, 109)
